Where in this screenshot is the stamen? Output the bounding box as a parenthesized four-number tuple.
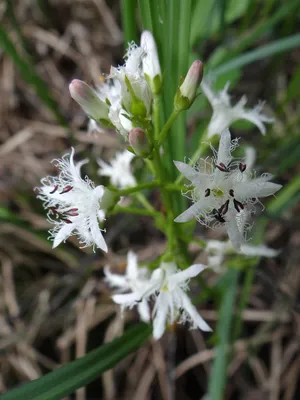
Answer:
(59, 185, 73, 194)
(155, 290, 160, 296)
(212, 208, 225, 223)
(205, 188, 210, 197)
(229, 189, 234, 197)
(61, 218, 72, 224)
(218, 200, 229, 216)
(233, 199, 244, 212)
(216, 162, 228, 172)
(50, 185, 58, 194)
(48, 207, 59, 215)
(239, 163, 246, 172)
(65, 208, 79, 216)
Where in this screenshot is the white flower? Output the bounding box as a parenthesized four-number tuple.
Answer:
(174, 130, 282, 250)
(201, 81, 274, 138)
(206, 239, 280, 273)
(37, 148, 107, 252)
(111, 260, 211, 340)
(98, 150, 136, 189)
(105, 251, 151, 322)
(110, 42, 152, 119)
(140, 31, 162, 94)
(151, 262, 212, 339)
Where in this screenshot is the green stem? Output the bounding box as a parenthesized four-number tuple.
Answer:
(134, 192, 156, 212)
(111, 205, 160, 218)
(153, 94, 161, 140)
(151, 147, 190, 265)
(156, 109, 180, 147)
(165, 183, 187, 192)
(110, 181, 159, 196)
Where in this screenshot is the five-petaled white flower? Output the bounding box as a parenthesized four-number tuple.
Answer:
(206, 239, 280, 273)
(98, 150, 136, 189)
(104, 251, 151, 322)
(37, 148, 107, 252)
(111, 260, 211, 340)
(174, 130, 282, 250)
(201, 80, 274, 138)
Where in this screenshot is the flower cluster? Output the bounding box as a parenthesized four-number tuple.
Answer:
(105, 253, 211, 339)
(69, 31, 162, 140)
(36, 30, 282, 343)
(174, 130, 282, 250)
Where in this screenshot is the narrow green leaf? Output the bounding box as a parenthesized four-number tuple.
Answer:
(0, 323, 151, 400)
(138, 0, 153, 32)
(0, 26, 67, 126)
(208, 0, 300, 69)
(208, 269, 239, 400)
(267, 175, 300, 216)
(191, 0, 249, 44)
(121, 0, 138, 43)
(213, 33, 300, 77)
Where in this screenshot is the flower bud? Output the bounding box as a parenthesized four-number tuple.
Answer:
(69, 79, 109, 122)
(141, 31, 162, 95)
(174, 60, 203, 111)
(124, 76, 147, 118)
(129, 128, 152, 157)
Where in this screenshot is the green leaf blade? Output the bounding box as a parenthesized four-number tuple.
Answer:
(0, 323, 151, 400)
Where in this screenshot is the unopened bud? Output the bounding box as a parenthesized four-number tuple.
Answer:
(69, 79, 109, 122)
(124, 76, 147, 118)
(141, 31, 162, 95)
(101, 188, 120, 213)
(174, 60, 203, 111)
(129, 128, 152, 157)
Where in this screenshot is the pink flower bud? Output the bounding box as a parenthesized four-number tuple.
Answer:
(129, 128, 152, 157)
(69, 79, 109, 122)
(175, 61, 203, 110)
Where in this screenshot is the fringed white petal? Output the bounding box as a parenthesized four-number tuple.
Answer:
(53, 222, 76, 248)
(180, 292, 212, 332)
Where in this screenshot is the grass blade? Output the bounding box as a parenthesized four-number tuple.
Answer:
(0, 323, 151, 400)
(213, 33, 300, 76)
(121, 0, 138, 43)
(208, 269, 239, 400)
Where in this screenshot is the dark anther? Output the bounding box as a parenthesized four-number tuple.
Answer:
(239, 163, 246, 172)
(216, 162, 228, 172)
(233, 199, 244, 212)
(48, 207, 59, 215)
(61, 218, 72, 224)
(65, 208, 79, 216)
(155, 291, 160, 296)
(229, 189, 234, 197)
(218, 200, 229, 216)
(212, 208, 226, 223)
(50, 185, 58, 194)
(205, 188, 210, 197)
(59, 185, 73, 194)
